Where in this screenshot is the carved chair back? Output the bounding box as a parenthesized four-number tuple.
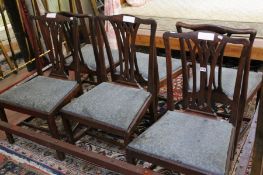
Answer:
(96, 14, 158, 94)
(57, 12, 110, 83)
(176, 22, 257, 105)
(31, 13, 80, 83)
(163, 31, 251, 127)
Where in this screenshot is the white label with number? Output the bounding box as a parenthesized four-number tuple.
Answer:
(123, 16, 135, 23)
(200, 67, 207, 72)
(46, 13, 56, 18)
(218, 35, 223, 40)
(198, 32, 214, 41)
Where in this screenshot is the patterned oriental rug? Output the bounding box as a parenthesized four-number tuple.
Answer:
(0, 75, 255, 175)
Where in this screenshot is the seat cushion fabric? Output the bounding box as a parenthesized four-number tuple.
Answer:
(128, 111, 233, 174)
(115, 52, 181, 81)
(188, 64, 262, 98)
(0, 76, 77, 113)
(66, 44, 119, 71)
(62, 82, 151, 131)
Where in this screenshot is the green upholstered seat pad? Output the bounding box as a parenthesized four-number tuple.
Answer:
(188, 64, 262, 98)
(115, 52, 182, 81)
(128, 111, 233, 174)
(62, 82, 151, 131)
(0, 76, 77, 113)
(66, 44, 119, 71)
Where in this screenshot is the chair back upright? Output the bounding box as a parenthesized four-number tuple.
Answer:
(176, 22, 257, 111)
(75, 0, 96, 42)
(31, 13, 80, 83)
(163, 31, 251, 127)
(97, 14, 158, 94)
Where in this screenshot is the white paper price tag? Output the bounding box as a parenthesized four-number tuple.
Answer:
(200, 67, 207, 72)
(46, 13, 56, 18)
(218, 35, 223, 40)
(198, 32, 214, 41)
(123, 16, 135, 23)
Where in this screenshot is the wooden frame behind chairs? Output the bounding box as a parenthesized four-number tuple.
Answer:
(60, 14, 158, 146)
(0, 14, 81, 160)
(126, 30, 252, 174)
(176, 22, 262, 151)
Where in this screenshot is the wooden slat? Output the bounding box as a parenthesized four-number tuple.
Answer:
(0, 121, 160, 175)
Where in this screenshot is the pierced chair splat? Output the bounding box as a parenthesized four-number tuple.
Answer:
(126, 30, 252, 174)
(0, 14, 81, 160)
(60, 14, 158, 146)
(99, 14, 182, 106)
(57, 11, 120, 84)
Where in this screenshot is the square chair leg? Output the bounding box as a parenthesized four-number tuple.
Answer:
(47, 116, 65, 160)
(0, 108, 14, 144)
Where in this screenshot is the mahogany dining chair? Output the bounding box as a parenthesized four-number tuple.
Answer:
(0, 13, 81, 160)
(127, 29, 252, 174)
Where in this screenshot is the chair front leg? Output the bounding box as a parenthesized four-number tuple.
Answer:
(124, 132, 133, 147)
(61, 115, 75, 144)
(47, 115, 65, 160)
(0, 107, 14, 144)
(126, 149, 137, 165)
